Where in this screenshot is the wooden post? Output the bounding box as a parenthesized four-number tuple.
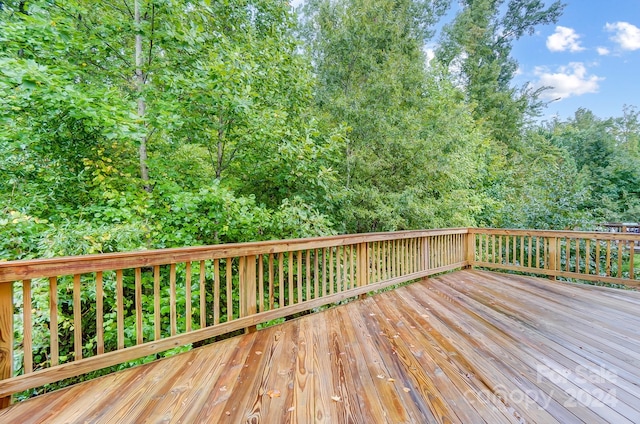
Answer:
(241, 256, 258, 333)
(356, 243, 369, 299)
(465, 230, 476, 269)
(548, 237, 558, 280)
(0, 281, 13, 408)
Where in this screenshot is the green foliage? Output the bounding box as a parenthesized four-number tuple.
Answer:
(2, 0, 640, 402)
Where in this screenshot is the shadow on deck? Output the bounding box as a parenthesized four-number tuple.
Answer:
(1, 270, 639, 423)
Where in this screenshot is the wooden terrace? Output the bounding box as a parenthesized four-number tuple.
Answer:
(1, 228, 639, 422)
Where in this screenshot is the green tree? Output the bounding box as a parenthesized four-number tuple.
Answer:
(436, 0, 565, 146)
(546, 109, 640, 222)
(301, 0, 488, 232)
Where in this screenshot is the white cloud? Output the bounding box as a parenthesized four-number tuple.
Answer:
(605, 22, 640, 51)
(534, 62, 603, 101)
(546, 26, 585, 52)
(425, 48, 436, 66)
(596, 47, 611, 56)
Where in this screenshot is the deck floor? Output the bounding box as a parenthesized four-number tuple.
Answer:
(2, 270, 640, 423)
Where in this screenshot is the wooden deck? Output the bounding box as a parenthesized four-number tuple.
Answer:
(1, 269, 639, 423)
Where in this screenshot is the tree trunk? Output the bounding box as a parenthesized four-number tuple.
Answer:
(135, 0, 151, 192)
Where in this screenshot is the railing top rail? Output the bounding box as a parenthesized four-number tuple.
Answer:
(471, 227, 640, 241)
(0, 228, 469, 283)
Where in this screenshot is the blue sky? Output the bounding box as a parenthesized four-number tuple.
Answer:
(509, 0, 640, 121)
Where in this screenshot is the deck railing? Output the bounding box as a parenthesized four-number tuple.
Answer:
(0, 228, 468, 406)
(469, 228, 640, 287)
(2, 227, 638, 407)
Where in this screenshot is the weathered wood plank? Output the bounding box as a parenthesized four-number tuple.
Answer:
(3, 270, 640, 423)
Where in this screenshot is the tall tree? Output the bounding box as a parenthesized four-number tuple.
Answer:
(436, 0, 565, 146)
(301, 0, 488, 232)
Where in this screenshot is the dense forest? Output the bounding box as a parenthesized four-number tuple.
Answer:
(2, 0, 639, 262)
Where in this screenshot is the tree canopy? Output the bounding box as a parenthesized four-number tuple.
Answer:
(1, 0, 638, 259)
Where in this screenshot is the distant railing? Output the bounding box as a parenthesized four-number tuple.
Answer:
(470, 228, 640, 287)
(0, 228, 469, 406)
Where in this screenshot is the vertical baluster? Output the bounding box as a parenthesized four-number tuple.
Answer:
(329, 248, 334, 295)
(297, 251, 303, 302)
(73, 274, 82, 360)
(322, 248, 327, 297)
(585, 240, 591, 275)
(226, 258, 233, 320)
(96, 272, 104, 354)
(23, 280, 33, 373)
(617, 241, 623, 278)
(595, 240, 601, 276)
(259, 255, 265, 313)
(279, 253, 285, 307)
(314, 249, 320, 299)
(349, 245, 352, 288)
(185, 262, 192, 332)
(630, 241, 635, 279)
(169, 264, 177, 336)
(135, 267, 143, 343)
(116, 270, 124, 349)
(239, 256, 246, 317)
(576, 240, 581, 274)
(214, 259, 220, 324)
(305, 250, 311, 302)
(606, 240, 611, 276)
(565, 239, 570, 272)
(153, 266, 161, 341)
(200, 260, 206, 328)
(268, 254, 275, 309)
(289, 252, 295, 305)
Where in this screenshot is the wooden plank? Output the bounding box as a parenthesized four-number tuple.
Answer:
(305, 250, 311, 300)
(73, 274, 82, 360)
(5, 270, 640, 422)
(0, 266, 449, 399)
(22, 280, 32, 374)
(215, 324, 277, 422)
(0, 282, 12, 409)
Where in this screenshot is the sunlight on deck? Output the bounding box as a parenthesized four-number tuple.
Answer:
(1, 270, 639, 423)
